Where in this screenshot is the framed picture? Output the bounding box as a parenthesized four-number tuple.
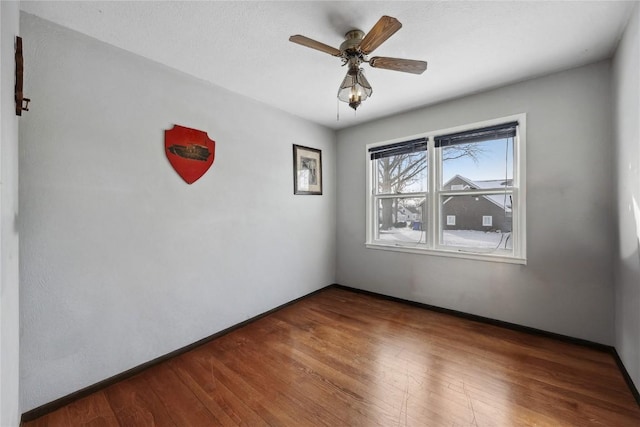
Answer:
(293, 144, 322, 195)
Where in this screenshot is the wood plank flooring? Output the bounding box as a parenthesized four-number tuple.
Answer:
(23, 287, 640, 426)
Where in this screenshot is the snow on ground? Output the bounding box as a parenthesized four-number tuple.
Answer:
(378, 228, 512, 249)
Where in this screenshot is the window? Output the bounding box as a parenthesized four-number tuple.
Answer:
(368, 138, 428, 246)
(366, 115, 526, 264)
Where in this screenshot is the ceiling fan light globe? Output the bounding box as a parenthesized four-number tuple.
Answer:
(337, 67, 373, 109)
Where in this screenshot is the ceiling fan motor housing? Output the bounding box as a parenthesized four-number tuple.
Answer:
(340, 30, 365, 53)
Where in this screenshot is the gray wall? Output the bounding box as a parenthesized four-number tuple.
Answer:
(0, 2, 21, 425)
(613, 3, 640, 391)
(19, 14, 336, 412)
(336, 61, 615, 345)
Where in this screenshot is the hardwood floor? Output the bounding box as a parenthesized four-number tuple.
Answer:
(23, 287, 640, 426)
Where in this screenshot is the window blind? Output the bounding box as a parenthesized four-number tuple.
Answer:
(368, 137, 428, 160)
(434, 121, 518, 147)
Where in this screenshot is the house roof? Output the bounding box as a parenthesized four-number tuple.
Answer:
(444, 175, 512, 212)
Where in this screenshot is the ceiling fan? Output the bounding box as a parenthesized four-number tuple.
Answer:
(290, 15, 428, 111)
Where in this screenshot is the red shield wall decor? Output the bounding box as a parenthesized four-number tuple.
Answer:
(165, 125, 215, 184)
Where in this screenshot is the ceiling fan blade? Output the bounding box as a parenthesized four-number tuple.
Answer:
(369, 56, 428, 74)
(358, 16, 402, 55)
(289, 35, 342, 57)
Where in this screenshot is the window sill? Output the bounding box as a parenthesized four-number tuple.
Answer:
(365, 242, 527, 265)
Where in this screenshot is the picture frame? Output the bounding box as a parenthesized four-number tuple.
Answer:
(293, 144, 322, 195)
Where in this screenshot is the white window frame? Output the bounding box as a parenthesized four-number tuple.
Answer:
(365, 114, 527, 264)
(446, 215, 456, 226)
(482, 216, 493, 227)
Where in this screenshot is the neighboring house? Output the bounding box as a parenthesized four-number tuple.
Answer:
(442, 175, 512, 232)
(396, 205, 421, 222)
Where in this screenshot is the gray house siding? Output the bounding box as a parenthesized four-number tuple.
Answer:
(442, 195, 512, 231)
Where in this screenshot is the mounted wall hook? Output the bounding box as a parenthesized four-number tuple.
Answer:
(15, 36, 30, 116)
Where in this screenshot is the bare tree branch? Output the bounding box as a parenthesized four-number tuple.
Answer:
(442, 144, 485, 163)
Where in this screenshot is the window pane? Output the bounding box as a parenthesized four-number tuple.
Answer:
(375, 197, 427, 244)
(441, 138, 513, 189)
(440, 195, 512, 251)
(376, 151, 427, 194)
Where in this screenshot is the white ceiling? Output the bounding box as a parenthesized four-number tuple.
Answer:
(20, 1, 635, 130)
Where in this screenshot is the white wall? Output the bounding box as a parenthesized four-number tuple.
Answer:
(0, 2, 22, 425)
(613, 3, 640, 390)
(19, 13, 336, 412)
(337, 61, 615, 345)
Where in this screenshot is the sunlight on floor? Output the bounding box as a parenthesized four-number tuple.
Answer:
(369, 323, 514, 426)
